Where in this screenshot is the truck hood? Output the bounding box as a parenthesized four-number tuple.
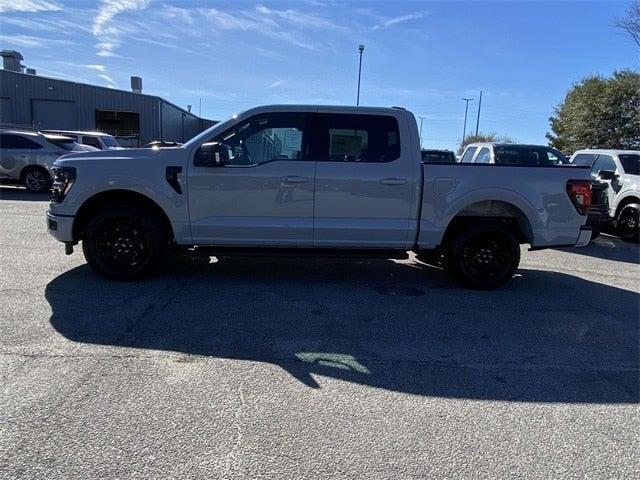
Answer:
(54, 147, 168, 167)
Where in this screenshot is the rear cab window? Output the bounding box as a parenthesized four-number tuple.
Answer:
(317, 113, 400, 163)
(460, 146, 478, 163)
(571, 153, 596, 167)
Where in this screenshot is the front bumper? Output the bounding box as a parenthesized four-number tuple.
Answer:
(46, 211, 74, 243)
(575, 226, 593, 247)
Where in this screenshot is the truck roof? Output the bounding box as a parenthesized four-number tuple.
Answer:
(572, 149, 640, 156)
(235, 104, 411, 116)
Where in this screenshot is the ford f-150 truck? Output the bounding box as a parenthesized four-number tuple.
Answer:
(47, 105, 593, 289)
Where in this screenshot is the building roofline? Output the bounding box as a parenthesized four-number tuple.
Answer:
(0, 68, 209, 121)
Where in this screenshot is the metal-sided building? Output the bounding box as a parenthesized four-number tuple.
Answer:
(0, 50, 216, 146)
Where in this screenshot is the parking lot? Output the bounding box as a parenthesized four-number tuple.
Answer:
(1, 185, 638, 479)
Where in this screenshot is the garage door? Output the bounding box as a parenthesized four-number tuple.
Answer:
(0, 98, 12, 125)
(31, 99, 77, 130)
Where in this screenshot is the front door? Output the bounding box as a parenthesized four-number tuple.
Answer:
(187, 112, 315, 246)
(312, 111, 416, 248)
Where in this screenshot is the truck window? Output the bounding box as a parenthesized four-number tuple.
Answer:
(571, 153, 596, 167)
(460, 146, 477, 163)
(475, 147, 491, 163)
(82, 136, 102, 149)
(0, 134, 43, 149)
(209, 112, 307, 166)
(619, 154, 639, 175)
(319, 114, 400, 163)
(592, 154, 617, 175)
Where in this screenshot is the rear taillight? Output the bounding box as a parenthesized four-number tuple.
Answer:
(566, 179, 592, 215)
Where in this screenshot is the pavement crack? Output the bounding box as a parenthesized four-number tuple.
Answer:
(224, 383, 246, 478)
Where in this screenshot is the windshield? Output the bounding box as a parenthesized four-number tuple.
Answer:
(183, 115, 237, 149)
(619, 154, 640, 175)
(494, 146, 569, 166)
(100, 135, 120, 147)
(44, 135, 77, 151)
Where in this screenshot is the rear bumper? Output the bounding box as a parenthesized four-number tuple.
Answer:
(46, 211, 74, 243)
(574, 226, 593, 247)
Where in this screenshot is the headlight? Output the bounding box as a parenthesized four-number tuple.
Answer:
(50, 166, 76, 203)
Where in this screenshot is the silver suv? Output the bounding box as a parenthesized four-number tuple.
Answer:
(571, 149, 639, 242)
(0, 130, 96, 192)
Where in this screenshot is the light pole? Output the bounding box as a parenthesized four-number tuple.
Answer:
(356, 44, 365, 106)
(461, 98, 473, 148)
(418, 115, 426, 148)
(475, 90, 482, 136)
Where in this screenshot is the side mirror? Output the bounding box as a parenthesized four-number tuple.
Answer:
(194, 142, 230, 167)
(597, 169, 618, 181)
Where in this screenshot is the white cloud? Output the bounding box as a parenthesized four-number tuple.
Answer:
(199, 4, 348, 50)
(0, 0, 62, 13)
(159, 4, 193, 25)
(83, 64, 106, 72)
(268, 80, 283, 89)
(0, 33, 76, 48)
(98, 73, 115, 85)
(93, 0, 151, 56)
(372, 10, 429, 30)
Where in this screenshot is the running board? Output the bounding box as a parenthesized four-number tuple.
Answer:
(184, 246, 410, 260)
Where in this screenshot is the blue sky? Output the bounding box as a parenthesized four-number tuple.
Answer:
(0, 0, 637, 150)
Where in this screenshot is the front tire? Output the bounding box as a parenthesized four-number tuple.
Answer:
(82, 206, 167, 280)
(616, 203, 639, 243)
(22, 166, 51, 193)
(447, 223, 520, 290)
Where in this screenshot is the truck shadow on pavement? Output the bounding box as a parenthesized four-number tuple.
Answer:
(0, 186, 50, 202)
(47, 256, 639, 404)
(557, 235, 639, 265)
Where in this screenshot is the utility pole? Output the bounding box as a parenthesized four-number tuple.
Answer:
(418, 116, 425, 148)
(461, 98, 474, 148)
(199, 98, 202, 118)
(356, 44, 365, 106)
(475, 90, 483, 136)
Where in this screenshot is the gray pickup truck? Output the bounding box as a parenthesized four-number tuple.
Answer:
(47, 105, 593, 289)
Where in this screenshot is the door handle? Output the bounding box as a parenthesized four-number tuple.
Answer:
(380, 178, 407, 185)
(282, 176, 308, 184)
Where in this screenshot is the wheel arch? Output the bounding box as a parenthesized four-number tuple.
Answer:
(440, 200, 533, 249)
(615, 195, 640, 218)
(73, 189, 175, 243)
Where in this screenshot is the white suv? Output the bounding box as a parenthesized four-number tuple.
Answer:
(571, 149, 639, 242)
(41, 130, 122, 150)
(0, 130, 97, 192)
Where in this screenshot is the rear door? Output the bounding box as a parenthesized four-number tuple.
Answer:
(312, 110, 417, 248)
(187, 111, 316, 246)
(0, 134, 43, 179)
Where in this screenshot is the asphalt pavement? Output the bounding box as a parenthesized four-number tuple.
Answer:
(1, 186, 638, 479)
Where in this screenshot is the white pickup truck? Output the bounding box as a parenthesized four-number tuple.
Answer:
(47, 105, 593, 289)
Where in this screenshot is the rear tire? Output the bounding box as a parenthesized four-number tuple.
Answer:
(616, 203, 639, 243)
(21, 166, 51, 193)
(447, 223, 520, 290)
(82, 205, 167, 280)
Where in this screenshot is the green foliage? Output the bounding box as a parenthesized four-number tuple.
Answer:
(458, 132, 514, 155)
(547, 70, 640, 153)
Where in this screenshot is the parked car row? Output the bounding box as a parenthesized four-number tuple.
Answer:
(0, 129, 121, 192)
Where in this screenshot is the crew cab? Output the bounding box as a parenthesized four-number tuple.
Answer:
(47, 105, 593, 289)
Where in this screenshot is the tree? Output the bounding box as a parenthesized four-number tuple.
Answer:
(547, 70, 640, 153)
(458, 132, 514, 155)
(617, 0, 640, 48)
